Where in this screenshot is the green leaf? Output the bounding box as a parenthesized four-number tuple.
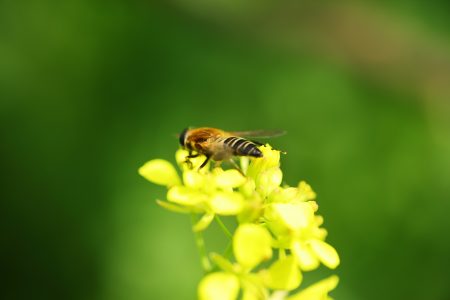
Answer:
(198, 272, 240, 300)
(138, 159, 180, 187)
(233, 224, 272, 270)
(262, 256, 302, 291)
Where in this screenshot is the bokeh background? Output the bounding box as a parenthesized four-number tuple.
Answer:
(2, 1, 450, 299)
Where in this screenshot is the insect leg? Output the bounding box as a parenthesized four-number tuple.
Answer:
(229, 159, 245, 176)
(199, 155, 211, 170)
(184, 159, 193, 169)
(184, 151, 200, 169)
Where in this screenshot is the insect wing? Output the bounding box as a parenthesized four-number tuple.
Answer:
(228, 129, 286, 139)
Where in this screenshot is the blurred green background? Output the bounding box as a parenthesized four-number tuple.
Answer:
(2, 0, 450, 299)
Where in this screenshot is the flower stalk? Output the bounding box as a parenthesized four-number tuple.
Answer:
(191, 213, 212, 273)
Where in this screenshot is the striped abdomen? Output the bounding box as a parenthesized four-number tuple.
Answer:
(223, 137, 263, 158)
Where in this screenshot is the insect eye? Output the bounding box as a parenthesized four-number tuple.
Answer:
(179, 128, 188, 146)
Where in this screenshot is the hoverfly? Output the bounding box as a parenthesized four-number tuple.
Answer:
(179, 127, 285, 169)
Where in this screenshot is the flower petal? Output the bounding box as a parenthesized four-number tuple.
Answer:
(239, 178, 256, 197)
(261, 256, 302, 291)
(292, 241, 319, 271)
(241, 274, 268, 300)
(256, 168, 283, 197)
(138, 159, 180, 187)
(183, 170, 205, 188)
(233, 224, 272, 270)
(286, 275, 339, 300)
(215, 169, 246, 188)
(209, 192, 244, 215)
(269, 187, 299, 203)
(198, 272, 240, 300)
(266, 203, 314, 233)
(167, 186, 206, 206)
(240, 156, 250, 174)
(309, 240, 340, 269)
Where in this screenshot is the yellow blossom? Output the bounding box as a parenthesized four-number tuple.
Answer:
(139, 143, 340, 299)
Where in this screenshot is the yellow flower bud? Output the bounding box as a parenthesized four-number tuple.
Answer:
(246, 145, 280, 180)
(297, 181, 316, 202)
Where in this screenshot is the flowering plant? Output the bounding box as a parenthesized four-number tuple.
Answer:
(139, 145, 339, 299)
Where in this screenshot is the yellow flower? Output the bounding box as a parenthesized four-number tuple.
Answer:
(139, 144, 340, 299)
(264, 200, 339, 271)
(140, 149, 250, 231)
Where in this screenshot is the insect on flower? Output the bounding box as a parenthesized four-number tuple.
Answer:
(178, 127, 285, 170)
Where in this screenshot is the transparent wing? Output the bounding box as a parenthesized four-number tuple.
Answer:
(228, 129, 286, 139)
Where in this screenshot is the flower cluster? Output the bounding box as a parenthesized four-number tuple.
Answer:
(139, 145, 340, 299)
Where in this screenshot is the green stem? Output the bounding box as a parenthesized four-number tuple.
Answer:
(191, 214, 212, 273)
(215, 215, 233, 239)
(223, 240, 233, 259)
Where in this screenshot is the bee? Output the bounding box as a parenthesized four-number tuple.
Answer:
(179, 127, 285, 169)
